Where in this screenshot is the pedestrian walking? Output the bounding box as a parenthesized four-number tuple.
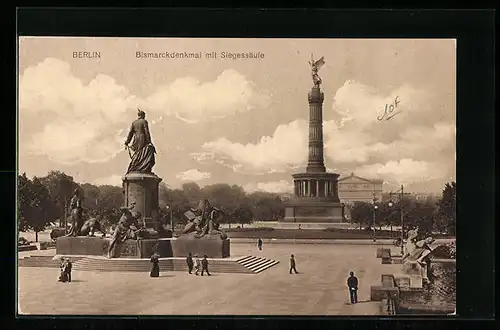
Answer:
(194, 254, 201, 275)
(186, 252, 194, 274)
(347, 271, 359, 304)
(150, 252, 160, 277)
(289, 254, 298, 274)
(257, 238, 263, 250)
(201, 255, 211, 276)
(66, 258, 73, 282)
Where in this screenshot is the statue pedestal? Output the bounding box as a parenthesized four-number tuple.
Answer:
(122, 172, 162, 233)
(56, 236, 174, 259)
(171, 234, 230, 258)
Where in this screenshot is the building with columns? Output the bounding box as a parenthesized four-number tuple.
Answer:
(337, 173, 383, 222)
(337, 173, 384, 205)
(282, 68, 345, 223)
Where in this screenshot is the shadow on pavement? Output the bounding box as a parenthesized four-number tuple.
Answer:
(343, 300, 371, 305)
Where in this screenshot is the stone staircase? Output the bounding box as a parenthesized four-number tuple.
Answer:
(19, 255, 279, 274)
(72, 257, 174, 272)
(235, 255, 280, 274)
(18, 255, 83, 268)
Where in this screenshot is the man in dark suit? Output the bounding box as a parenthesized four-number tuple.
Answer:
(347, 271, 359, 304)
(289, 254, 298, 274)
(65, 258, 73, 282)
(186, 253, 194, 274)
(201, 255, 211, 276)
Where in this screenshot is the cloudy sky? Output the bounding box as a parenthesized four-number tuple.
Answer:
(18, 37, 456, 194)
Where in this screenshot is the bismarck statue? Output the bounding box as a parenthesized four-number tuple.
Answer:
(122, 108, 166, 239)
(125, 108, 157, 174)
(181, 199, 227, 240)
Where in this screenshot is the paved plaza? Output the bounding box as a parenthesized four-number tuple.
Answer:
(18, 243, 399, 315)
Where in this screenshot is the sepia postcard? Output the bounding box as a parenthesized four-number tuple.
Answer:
(17, 37, 457, 316)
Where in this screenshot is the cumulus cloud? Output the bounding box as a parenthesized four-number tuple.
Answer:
(146, 69, 270, 123)
(243, 180, 293, 194)
(353, 159, 448, 185)
(176, 169, 211, 181)
(92, 174, 123, 187)
(197, 119, 308, 174)
(196, 80, 455, 185)
(20, 59, 135, 164)
(19, 58, 268, 165)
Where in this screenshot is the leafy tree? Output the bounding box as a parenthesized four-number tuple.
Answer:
(247, 192, 285, 221)
(232, 205, 254, 227)
(18, 175, 59, 242)
(39, 171, 80, 226)
(417, 214, 436, 240)
(18, 173, 35, 232)
(31, 177, 58, 241)
(182, 182, 203, 202)
(81, 183, 101, 212)
(407, 200, 438, 239)
(437, 181, 456, 235)
(158, 182, 171, 208)
(201, 184, 246, 218)
(94, 185, 125, 227)
(376, 203, 396, 231)
(159, 185, 191, 225)
(350, 202, 374, 229)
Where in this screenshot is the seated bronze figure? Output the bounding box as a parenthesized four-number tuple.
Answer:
(182, 199, 226, 239)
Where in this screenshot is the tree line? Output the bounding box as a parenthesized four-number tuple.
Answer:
(18, 171, 285, 241)
(348, 181, 456, 238)
(18, 170, 456, 241)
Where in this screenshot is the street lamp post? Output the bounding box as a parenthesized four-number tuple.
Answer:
(388, 185, 409, 256)
(372, 193, 378, 242)
(64, 198, 68, 233)
(166, 205, 173, 231)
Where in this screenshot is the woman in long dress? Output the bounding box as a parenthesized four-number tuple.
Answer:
(58, 258, 68, 282)
(150, 252, 160, 277)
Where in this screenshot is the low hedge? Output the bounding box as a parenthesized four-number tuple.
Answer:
(224, 227, 275, 232)
(323, 227, 401, 238)
(227, 229, 454, 240)
(225, 229, 398, 239)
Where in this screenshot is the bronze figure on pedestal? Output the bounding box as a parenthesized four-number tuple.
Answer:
(124, 108, 157, 174)
(181, 199, 227, 239)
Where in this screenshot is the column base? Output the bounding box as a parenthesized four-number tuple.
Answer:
(283, 199, 345, 223)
